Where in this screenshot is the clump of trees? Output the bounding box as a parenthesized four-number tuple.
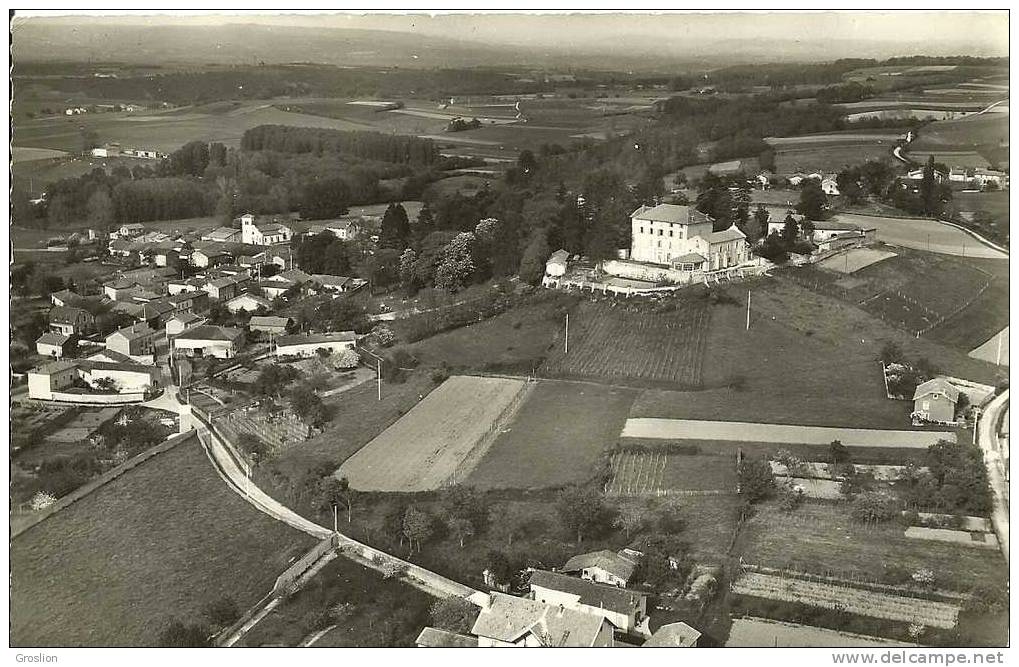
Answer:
(737, 455, 775, 502)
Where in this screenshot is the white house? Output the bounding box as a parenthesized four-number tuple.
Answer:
(27, 361, 79, 400)
(275, 332, 356, 358)
(545, 249, 570, 277)
(248, 315, 292, 336)
(105, 323, 157, 364)
(36, 332, 72, 358)
(78, 360, 160, 394)
(172, 325, 245, 359)
(49, 306, 94, 336)
(118, 223, 145, 238)
(629, 203, 748, 271)
(561, 550, 638, 588)
(528, 569, 647, 635)
(166, 312, 206, 337)
(820, 175, 840, 196)
(470, 591, 614, 648)
(225, 292, 273, 314)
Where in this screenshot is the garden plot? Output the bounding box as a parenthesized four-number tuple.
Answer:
(770, 461, 924, 482)
(731, 571, 960, 629)
(605, 448, 737, 496)
(904, 526, 999, 550)
(780, 477, 843, 500)
(338, 375, 528, 491)
(541, 299, 710, 388)
(726, 616, 918, 647)
(818, 248, 897, 274)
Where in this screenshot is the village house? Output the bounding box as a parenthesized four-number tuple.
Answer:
(103, 278, 144, 301)
(310, 275, 368, 294)
(545, 249, 570, 277)
(629, 203, 748, 271)
(913, 378, 960, 424)
(248, 315, 292, 336)
(77, 360, 161, 395)
(49, 306, 94, 336)
(269, 268, 313, 286)
(906, 167, 948, 183)
(160, 290, 210, 315)
(117, 223, 145, 238)
(105, 323, 157, 364)
(200, 226, 242, 243)
(50, 289, 85, 308)
(204, 276, 248, 301)
(528, 569, 648, 635)
(971, 168, 1009, 190)
(275, 331, 357, 358)
(470, 591, 614, 647)
(191, 248, 234, 269)
(225, 292, 274, 314)
(167, 277, 207, 295)
(642, 622, 702, 647)
(27, 360, 80, 401)
(36, 332, 72, 358)
(820, 174, 840, 196)
(165, 312, 207, 337)
(258, 279, 296, 300)
(561, 549, 638, 588)
(172, 325, 245, 359)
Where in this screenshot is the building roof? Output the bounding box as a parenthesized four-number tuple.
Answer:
(279, 268, 312, 284)
(87, 349, 136, 364)
(249, 315, 292, 328)
(311, 274, 351, 288)
(529, 570, 644, 616)
(643, 622, 701, 647)
(548, 249, 570, 263)
(259, 279, 295, 290)
(415, 627, 477, 648)
(227, 293, 273, 308)
(673, 252, 706, 264)
(36, 332, 71, 346)
(203, 226, 240, 241)
(108, 323, 156, 342)
(78, 360, 160, 377)
(50, 289, 84, 306)
(277, 331, 356, 347)
(913, 378, 960, 403)
(707, 226, 747, 243)
(811, 219, 862, 232)
(168, 312, 204, 325)
(709, 159, 744, 174)
(470, 592, 605, 647)
(632, 203, 713, 226)
(49, 306, 90, 324)
(561, 550, 638, 582)
(174, 325, 243, 343)
(33, 360, 79, 375)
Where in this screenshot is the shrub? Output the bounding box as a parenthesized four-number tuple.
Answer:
(850, 491, 899, 523)
(737, 456, 775, 502)
(911, 568, 936, 589)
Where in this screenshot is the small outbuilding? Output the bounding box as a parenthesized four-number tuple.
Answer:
(912, 378, 960, 424)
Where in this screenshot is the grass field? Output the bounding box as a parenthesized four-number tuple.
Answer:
(338, 375, 527, 491)
(466, 380, 637, 489)
(738, 502, 1007, 593)
(908, 108, 1009, 155)
(10, 434, 316, 647)
(541, 297, 710, 388)
(927, 257, 1009, 353)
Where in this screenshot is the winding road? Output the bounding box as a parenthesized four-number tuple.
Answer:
(976, 390, 1010, 563)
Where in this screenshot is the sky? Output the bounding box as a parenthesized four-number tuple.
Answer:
(12, 10, 1010, 58)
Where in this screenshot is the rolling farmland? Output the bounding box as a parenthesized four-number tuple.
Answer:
(337, 375, 528, 491)
(541, 299, 710, 388)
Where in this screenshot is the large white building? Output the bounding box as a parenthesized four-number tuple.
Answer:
(240, 214, 293, 245)
(629, 204, 748, 272)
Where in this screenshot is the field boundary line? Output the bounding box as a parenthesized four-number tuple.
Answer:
(937, 218, 1010, 255)
(10, 430, 195, 540)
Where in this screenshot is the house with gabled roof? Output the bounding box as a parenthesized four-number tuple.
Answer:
(50, 289, 85, 308)
(528, 569, 648, 635)
(248, 315, 292, 336)
(200, 226, 241, 243)
(106, 323, 157, 364)
(36, 332, 72, 358)
(912, 378, 960, 424)
(470, 591, 613, 647)
(49, 306, 94, 336)
(166, 312, 206, 337)
(225, 292, 274, 314)
(643, 622, 701, 647)
(415, 627, 477, 648)
(172, 325, 245, 359)
(561, 549, 638, 588)
(275, 331, 356, 358)
(630, 203, 748, 271)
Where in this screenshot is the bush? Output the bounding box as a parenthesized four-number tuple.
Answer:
(850, 491, 899, 523)
(430, 367, 450, 384)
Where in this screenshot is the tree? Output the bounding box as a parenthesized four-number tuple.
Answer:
(737, 456, 775, 502)
(429, 596, 478, 634)
(402, 505, 434, 553)
(488, 504, 525, 547)
(434, 232, 476, 292)
(829, 440, 851, 465)
(300, 177, 350, 220)
(398, 248, 419, 290)
(253, 364, 300, 398)
(919, 156, 940, 216)
(379, 203, 411, 249)
(289, 382, 327, 427)
(485, 549, 516, 587)
(518, 227, 551, 285)
(440, 485, 488, 532)
(333, 348, 360, 370)
(557, 485, 611, 544)
(318, 475, 356, 523)
(158, 619, 210, 647)
(781, 214, 799, 244)
(237, 433, 271, 462)
(796, 179, 829, 221)
(447, 516, 475, 548)
(86, 189, 115, 228)
(750, 204, 770, 242)
(613, 502, 646, 539)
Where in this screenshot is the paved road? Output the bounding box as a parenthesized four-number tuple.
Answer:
(969, 326, 1010, 366)
(621, 418, 954, 448)
(834, 212, 1008, 260)
(976, 390, 1009, 563)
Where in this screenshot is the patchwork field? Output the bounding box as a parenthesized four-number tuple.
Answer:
(337, 375, 528, 491)
(10, 434, 316, 647)
(739, 502, 1007, 592)
(541, 298, 710, 388)
(466, 380, 637, 489)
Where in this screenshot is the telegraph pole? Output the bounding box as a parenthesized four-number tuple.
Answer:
(564, 313, 569, 354)
(996, 332, 1004, 366)
(377, 358, 382, 401)
(746, 289, 751, 331)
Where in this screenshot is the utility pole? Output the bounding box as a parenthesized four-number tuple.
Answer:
(996, 332, 1003, 366)
(746, 289, 751, 331)
(564, 313, 569, 354)
(333, 504, 338, 532)
(377, 358, 382, 401)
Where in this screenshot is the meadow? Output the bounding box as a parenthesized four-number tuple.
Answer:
(10, 435, 316, 647)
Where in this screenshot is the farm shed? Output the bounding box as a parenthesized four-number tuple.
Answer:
(274, 332, 356, 359)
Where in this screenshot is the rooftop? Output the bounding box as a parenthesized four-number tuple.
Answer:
(632, 203, 713, 226)
(914, 378, 961, 403)
(33, 360, 79, 375)
(277, 331, 356, 347)
(108, 323, 156, 341)
(415, 627, 477, 648)
(528, 569, 644, 615)
(470, 592, 605, 647)
(36, 332, 70, 346)
(174, 325, 243, 342)
(249, 315, 292, 327)
(708, 226, 748, 243)
(49, 306, 90, 324)
(561, 549, 638, 582)
(643, 622, 701, 647)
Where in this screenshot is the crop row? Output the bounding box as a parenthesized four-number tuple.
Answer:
(605, 451, 667, 495)
(732, 572, 960, 629)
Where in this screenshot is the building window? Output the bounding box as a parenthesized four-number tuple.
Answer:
(658, 229, 664, 236)
(669, 230, 674, 237)
(640, 226, 644, 234)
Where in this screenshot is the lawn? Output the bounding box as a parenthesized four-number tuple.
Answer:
(908, 110, 1009, 154)
(467, 379, 638, 489)
(10, 434, 316, 647)
(771, 143, 895, 174)
(541, 296, 710, 389)
(929, 257, 1009, 353)
(738, 501, 1008, 594)
(238, 556, 433, 648)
